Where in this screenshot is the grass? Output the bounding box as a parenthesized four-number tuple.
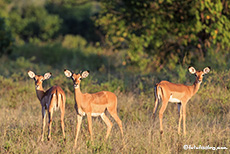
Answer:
(0, 44, 229, 153)
(0, 72, 229, 154)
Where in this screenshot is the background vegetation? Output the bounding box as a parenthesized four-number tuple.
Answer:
(0, 0, 229, 153)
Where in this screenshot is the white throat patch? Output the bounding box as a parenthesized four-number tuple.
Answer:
(74, 85, 79, 89)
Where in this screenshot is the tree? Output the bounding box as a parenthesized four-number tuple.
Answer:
(46, 0, 101, 42)
(8, 3, 62, 41)
(0, 17, 13, 55)
(96, 0, 230, 71)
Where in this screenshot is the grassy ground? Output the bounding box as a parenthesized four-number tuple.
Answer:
(0, 69, 229, 154)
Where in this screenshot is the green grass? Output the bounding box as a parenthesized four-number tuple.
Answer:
(0, 70, 229, 153)
(0, 41, 229, 153)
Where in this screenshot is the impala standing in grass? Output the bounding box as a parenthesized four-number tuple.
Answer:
(153, 66, 211, 136)
(64, 69, 123, 148)
(28, 71, 66, 141)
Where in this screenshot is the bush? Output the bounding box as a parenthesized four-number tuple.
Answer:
(0, 17, 14, 55)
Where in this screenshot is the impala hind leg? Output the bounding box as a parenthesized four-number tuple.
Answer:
(101, 113, 113, 140)
(60, 105, 65, 140)
(60, 96, 66, 140)
(153, 98, 159, 120)
(153, 86, 159, 120)
(159, 100, 168, 137)
(47, 109, 54, 141)
(108, 109, 123, 138)
(41, 107, 46, 142)
(74, 115, 82, 149)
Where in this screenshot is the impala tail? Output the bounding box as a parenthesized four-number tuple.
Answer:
(57, 90, 62, 110)
(153, 84, 163, 119)
(50, 89, 62, 111)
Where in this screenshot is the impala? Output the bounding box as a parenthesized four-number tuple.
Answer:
(28, 71, 66, 141)
(153, 66, 210, 136)
(64, 69, 123, 148)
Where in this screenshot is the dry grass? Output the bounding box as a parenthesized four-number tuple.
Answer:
(0, 74, 229, 154)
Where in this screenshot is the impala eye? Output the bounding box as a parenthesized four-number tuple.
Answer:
(79, 77, 82, 80)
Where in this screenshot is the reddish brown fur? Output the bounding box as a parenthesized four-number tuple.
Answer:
(153, 67, 210, 136)
(64, 70, 123, 148)
(28, 71, 66, 141)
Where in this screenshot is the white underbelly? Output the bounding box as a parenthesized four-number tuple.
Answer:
(91, 113, 104, 117)
(169, 95, 181, 103)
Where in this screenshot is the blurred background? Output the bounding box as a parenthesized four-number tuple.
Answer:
(1, 0, 230, 76)
(0, 0, 229, 153)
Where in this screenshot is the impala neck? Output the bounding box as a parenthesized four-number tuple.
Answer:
(36, 86, 45, 101)
(191, 80, 201, 95)
(74, 85, 83, 103)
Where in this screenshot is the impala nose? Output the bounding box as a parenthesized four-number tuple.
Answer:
(74, 83, 79, 88)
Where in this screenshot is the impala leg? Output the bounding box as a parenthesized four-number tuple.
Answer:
(87, 113, 93, 142)
(177, 103, 181, 116)
(183, 104, 187, 135)
(159, 100, 168, 136)
(109, 110, 123, 138)
(178, 104, 183, 135)
(41, 107, 46, 142)
(101, 113, 113, 140)
(60, 103, 65, 140)
(47, 108, 54, 141)
(74, 115, 82, 149)
(153, 97, 159, 120)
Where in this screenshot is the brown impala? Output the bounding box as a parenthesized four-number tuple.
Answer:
(153, 66, 210, 136)
(28, 71, 66, 141)
(64, 69, 123, 148)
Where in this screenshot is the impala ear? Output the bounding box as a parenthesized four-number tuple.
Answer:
(44, 72, 52, 80)
(28, 70, 36, 79)
(64, 69, 73, 78)
(203, 66, 211, 74)
(188, 66, 196, 74)
(81, 70, 89, 78)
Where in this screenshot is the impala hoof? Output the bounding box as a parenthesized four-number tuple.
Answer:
(160, 130, 163, 135)
(47, 136, 52, 141)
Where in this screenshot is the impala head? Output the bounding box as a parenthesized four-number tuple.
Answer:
(188, 66, 211, 84)
(64, 69, 89, 88)
(28, 70, 52, 90)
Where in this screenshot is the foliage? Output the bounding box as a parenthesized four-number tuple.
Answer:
(45, 0, 101, 42)
(0, 17, 14, 55)
(10, 35, 107, 72)
(96, 0, 230, 71)
(8, 4, 62, 41)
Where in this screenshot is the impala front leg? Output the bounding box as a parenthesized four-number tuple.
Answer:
(183, 104, 187, 135)
(41, 107, 46, 142)
(87, 113, 93, 142)
(74, 114, 82, 149)
(178, 104, 183, 135)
